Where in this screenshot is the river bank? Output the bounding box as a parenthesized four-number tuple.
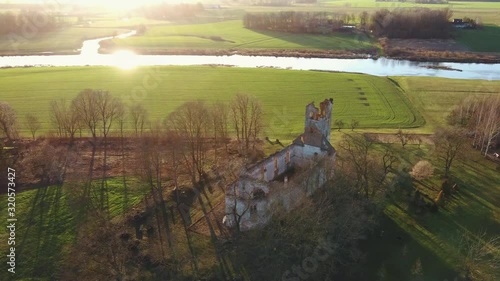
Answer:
(97, 45, 500, 64)
(3, 47, 500, 64)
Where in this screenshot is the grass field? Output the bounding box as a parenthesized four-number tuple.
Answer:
(0, 66, 424, 139)
(247, 0, 500, 25)
(112, 20, 374, 51)
(1, 0, 499, 54)
(456, 25, 500, 52)
(0, 27, 129, 54)
(0, 177, 149, 281)
(362, 143, 500, 280)
(393, 76, 500, 132)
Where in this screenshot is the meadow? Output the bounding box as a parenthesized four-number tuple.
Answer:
(456, 25, 500, 52)
(0, 178, 150, 281)
(0, 68, 499, 279)
(0, 66, 424, 140)
(1, 0, 499, 55)
(357, 142, 500, 281)
(393, 76, 500, 132)
(0, 27, 128, 54)
(112, 20, 374, 52)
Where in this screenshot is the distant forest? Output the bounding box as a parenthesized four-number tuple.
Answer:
(244, 12, 350, 34)
(370, 8, 453, 39)
(0, 10, 61, 35)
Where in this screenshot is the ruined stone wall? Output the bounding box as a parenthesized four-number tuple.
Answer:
(246, 145, 295, 182)
(224, 156, 335, 231)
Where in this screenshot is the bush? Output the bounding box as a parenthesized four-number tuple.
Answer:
(410, 160, 434, 181)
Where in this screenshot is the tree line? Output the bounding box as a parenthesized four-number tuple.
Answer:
(0, 10, 61, 35)
(370, 8, 453, 39)
(0, 91, 263, 186)
(243, 11, 351, 34)
(448, 95, 500, 157)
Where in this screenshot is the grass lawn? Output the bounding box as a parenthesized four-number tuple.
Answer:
(112, 20, 374, 51)
(0, 27, 129, 54)
(456, 25, 500, 52)
(0, 66, 423, 139)
(360, 142, 500, 281)
(0, 177, 149, 281)
(392, 76, 500, 133)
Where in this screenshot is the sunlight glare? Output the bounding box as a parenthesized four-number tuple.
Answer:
(111, 50, 139, 70)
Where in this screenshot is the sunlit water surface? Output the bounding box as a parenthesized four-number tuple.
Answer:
(1, 30, 499, 80)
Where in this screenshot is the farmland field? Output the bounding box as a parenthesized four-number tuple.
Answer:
(393, 76, 500, 131)
(456, 25, 500, 52)
(0, 27, 129, 55)
(0, 66, 423, 139)
(111, 20, 374, 52)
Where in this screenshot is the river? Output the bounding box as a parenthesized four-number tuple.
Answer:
(1, 31, 499, 81)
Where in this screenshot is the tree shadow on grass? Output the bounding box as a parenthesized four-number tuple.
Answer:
(16, 185, 76, 280)
(360, 213, 458, 281)
(239, 28, 373, 50)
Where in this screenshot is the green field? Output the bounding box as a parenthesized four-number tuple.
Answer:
(0, 66, 424, 139)
(0, 178, 149, 281)
(393, 76, 500, 132)
(245, 0, 500, 25)
(358, 142, 500, 281)
(0, 27, 128, 54)
(112, 20, 374, 51)
(1, 0, 499, 54)
(457, 25, 500, 52)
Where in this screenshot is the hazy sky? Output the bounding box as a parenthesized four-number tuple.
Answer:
(3, 0, 193, 10)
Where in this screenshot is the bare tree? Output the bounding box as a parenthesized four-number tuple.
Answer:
(334, 119, 344, 132)
(63, 211, 141, 281)
(481, 96, 500, 156)
(96, 92, 123, 210)
(359, 11, 369, 29)
(456, 230, 500, 281)
(20, 140, 67, 185)
(409, 160, 434, 181)
(433, 127, 468, 177)
(138, 128, 176, 258)
(396, 129, 411, 148)
(230, 94, 263, 153)
(71, 89, 104, 205)
(350, 119, 360, 131)
(211, 101, 230, 153)
(338, 134, 397, 198)
(129, 103, 149, 137)
(72, 89, 100, 141)
(448, 96, 500, 156)
(168, 101, 210, 184)
(50, 99, 81, 142)
(50, 99, 65, 137)
(25, 113, 41, 140)
(0, 101, 17, 141)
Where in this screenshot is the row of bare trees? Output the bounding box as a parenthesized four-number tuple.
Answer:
(370, 8, 453, 39)
(0, 10, 61, 35)
(243, 11, 348, 33)
(448, 95, 500, 157)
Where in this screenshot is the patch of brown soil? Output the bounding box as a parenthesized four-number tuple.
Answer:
(386, 38, 469, 52)
(365, 133, 434, 145)
(380, 38, 500, 63)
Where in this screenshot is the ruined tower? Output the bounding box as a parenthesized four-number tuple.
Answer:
(304, 98, 333, 141)
(223, 98, 336, 231)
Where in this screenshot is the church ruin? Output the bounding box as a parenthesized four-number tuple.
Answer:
(223, 98, 336, 231)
